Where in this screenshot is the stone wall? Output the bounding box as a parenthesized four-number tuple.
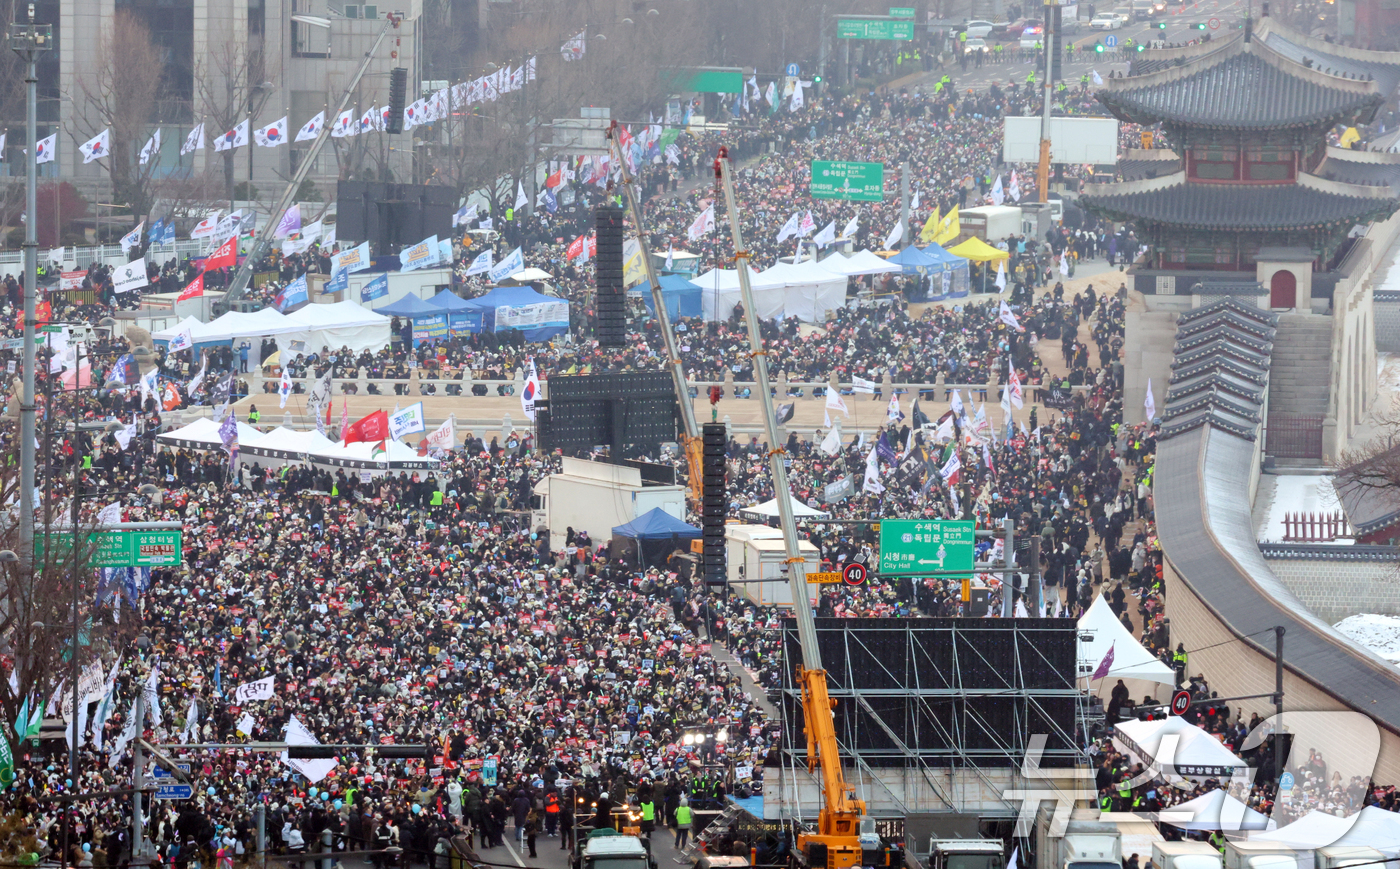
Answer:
(1262, 546, 1400, 624)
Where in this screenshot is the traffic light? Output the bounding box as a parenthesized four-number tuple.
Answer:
(1094, 42, 1104, 52)
(1195, 21, 1207, 29)
(1157, 21, 1167, 29)
(813, 74, 823, 83)
(1135, 43, 1146, 51)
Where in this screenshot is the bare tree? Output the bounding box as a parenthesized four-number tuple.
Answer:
(192, 41, 280, 204)
(65, 10, 165, 222)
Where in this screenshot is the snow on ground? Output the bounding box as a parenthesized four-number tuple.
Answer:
(1259, 474, 1348, 543)
(1334, 614, 1400, 664)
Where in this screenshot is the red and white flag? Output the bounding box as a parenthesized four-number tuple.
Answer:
(687, 204, 714, 242)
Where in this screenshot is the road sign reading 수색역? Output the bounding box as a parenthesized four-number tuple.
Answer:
(811, 161, 885, 202)
(878, 520, 975, 574)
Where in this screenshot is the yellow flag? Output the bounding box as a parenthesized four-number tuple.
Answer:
(622, 238, 646, 286)
(919, 209, 942, 243)
(934, 205, 960, 245)
(1339, 127, 1361, 148)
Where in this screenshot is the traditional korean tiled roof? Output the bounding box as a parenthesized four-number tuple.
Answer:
(1099, 30, 1388, 129)
(1079, 171, 1399, 231)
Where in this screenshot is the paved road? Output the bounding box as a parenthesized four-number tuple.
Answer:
(898, 0, 1248, 92)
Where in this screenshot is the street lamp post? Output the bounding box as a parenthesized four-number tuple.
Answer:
(9, 10, 53, 582)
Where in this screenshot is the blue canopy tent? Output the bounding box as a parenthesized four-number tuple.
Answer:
(427, 290, 485, 335)
(890, 244, 969, 301)
(462, 286, 570, 342)
(632, 274, 703, 320)
(376, 294, 450, 347)
(611, 507, 702, 568)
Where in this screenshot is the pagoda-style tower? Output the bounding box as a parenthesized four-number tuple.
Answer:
(1083, 18, 1400, 460)
(1083, 17, 1400, 306)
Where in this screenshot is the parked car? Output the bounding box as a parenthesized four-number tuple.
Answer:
(964, 37, 989, 54)
(1091, 13, 1123, 28)
(961, 18, 996, 38)
(1020, 26, 1045, 48)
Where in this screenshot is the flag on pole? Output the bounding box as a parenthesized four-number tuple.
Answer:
(883, 221, 904, 250)
(515, 180, 528, 210)
(279, 368, 292, 409)
(990, 175, 1005, 206)
(775, 212, 800, 243)
(329, 110, 356, 138)
(863, 442, 885, 494)
(275, 204, 302, 239)
(995, 259, 1008, 292)
(253, 116, 288, 147)
(521, 359, 540, 421)
(561, 30, 586, 61)
(998, 300, 1024, 332)
(78, 129, 110, 164)
(138, 129, 161, 165)
(33, 134, 55, 164)
(181, 124, 205, 155)
(687, 204, 714, 241)
(296, 111, 326, 142)
(1145, 379, 1156, 422)
(214, 119, 249, 152)
(1091, 643, 1116, 681)
(812, 220, 836, 248)
(1008, 368, 1024, 410)
(841, 214, 860, 239)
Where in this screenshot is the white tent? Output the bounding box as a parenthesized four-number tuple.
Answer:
(1115, 717, 1248, 781)
(739, 495, 830, 520)
(818, 249, 903, 277)
(149, 315, 202, 343)
(151, 307, 299, 345)
(156, 417, 265, 450)
(1078, 595, 1178, 684)
(1249, 809, 1353, 849)
(240, 426, 342, 462)
(275, 300, 392, 357)
(314, 437, 442, 471)
(695, 267, 786, 322)
(757, 261, 848, 324)
(1156, 789, 1272, 831)
(1332, 805, 1400, 855)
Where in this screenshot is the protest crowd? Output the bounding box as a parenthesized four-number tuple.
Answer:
(0, 72, 1389, 869)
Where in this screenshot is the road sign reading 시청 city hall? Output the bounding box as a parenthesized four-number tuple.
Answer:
(878, 520, 975, 574)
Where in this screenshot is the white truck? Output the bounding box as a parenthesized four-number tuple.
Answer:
(1224, 842, 1301, 869)
(928, 839, 1006, 869)
(574, 834, 657, 869)
(1316, 847, 1384, 869)
(1153, 841, 1224, 869)
(958, 206, 1022, 244)
(1034, 808, 1121, 869)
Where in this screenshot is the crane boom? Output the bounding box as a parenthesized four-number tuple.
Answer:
(604, 122, 703, 502)
(713, 152, 871, 869)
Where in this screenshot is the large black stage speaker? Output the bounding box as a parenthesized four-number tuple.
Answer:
(535, 371, 678, 456)
(335, 181, 455, 250)
(779, 618, 1080, 768)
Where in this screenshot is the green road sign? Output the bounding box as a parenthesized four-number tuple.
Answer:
(878, 520, 976, 575)
(810, 160, 885, 202)
(41, 530, 183, 567)
(837, 18, 915, 39)
(889, 7, 916, 18)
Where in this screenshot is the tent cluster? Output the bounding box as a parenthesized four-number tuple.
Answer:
(157, 418, 440, 473)
(377, 286, 570, 344)
(151, 301, 392, 358)
(691, 250, 901, 323)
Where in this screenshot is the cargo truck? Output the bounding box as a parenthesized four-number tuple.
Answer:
(1153, 841, 1223, 869)
(1316, 847, 1384, 869)
(1225, 841, 1301, 869)
(1034, 808, 1121, 869)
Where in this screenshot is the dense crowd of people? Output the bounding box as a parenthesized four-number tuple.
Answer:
(0, 64, 1395, 869)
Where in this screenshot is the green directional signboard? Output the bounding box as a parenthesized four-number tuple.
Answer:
(878, 520, 975, 575)
(837, 18, 915, 39)
(889, 7, 917, 18)
(41, 530, 183, 567)
(811, 160, 885, 202)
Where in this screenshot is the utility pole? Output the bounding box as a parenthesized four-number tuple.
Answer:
(899, 160, 911, 250)
(131, 689, 146, 866)
(1274, 626, 1285, 784)
(999, 516, 1016, 617)
(9, 13, 51, 575)
(1036, 0, 1055, 203)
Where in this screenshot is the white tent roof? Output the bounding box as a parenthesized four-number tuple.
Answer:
(149, 315, 203, 342)
(1114, 717, 1248, 781)
(322, 438, 441, 466)
(1078, 595, 1178, 685)
(1249, 809, 1353, 849)
(155, 417, 265, 448)
(739, 495, 830, 519)
(241, 425, 341, 458)
(284, 300, 389, 329)
(692, 267, 786, 292)
(819, 250, 903, 277)
(1332, 805, 1400, 855)
(154, 307, 300, 344)
(1156, 789, 1272, 831)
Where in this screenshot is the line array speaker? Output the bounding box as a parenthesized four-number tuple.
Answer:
(702, 422, 727, 586)
(595, 205, 626, 346)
